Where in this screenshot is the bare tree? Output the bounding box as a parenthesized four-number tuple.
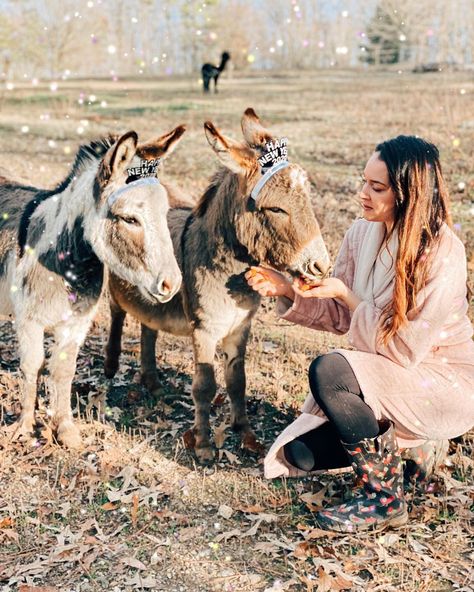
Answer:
(1, 0, 473, 78)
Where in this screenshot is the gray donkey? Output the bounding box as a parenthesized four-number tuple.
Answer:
(0, 125, 186, 448)
(104, 108, 331, 462)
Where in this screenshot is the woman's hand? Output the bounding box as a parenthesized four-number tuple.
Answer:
(294, 277, 346, 298)
(294, 277, 361, 311)
(245, 266, 294, 299)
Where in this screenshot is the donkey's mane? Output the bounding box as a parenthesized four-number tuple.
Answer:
(18, 135, 117, 254)
(194, 168, 239, 219)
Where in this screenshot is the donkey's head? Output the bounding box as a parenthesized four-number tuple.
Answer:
(89, 126, 186, 303)
(204, 109, 330, 280)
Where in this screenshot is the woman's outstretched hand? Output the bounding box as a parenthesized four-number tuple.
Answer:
(293, 277, 347, 299)
(245, 267, 361, 312)
(294, 277, 362, 311)
(245, 266, 294, 299)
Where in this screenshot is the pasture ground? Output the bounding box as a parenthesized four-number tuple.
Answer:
(0, 70, 473, 592)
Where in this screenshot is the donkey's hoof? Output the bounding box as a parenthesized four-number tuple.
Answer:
(141, 372, 162, 394)
(56, 420, 82, 449)
(11, 418, 35, 442)
(195, 445, 215, 463)
(242, 432, 265, 455)
(104, 358, 119, 379)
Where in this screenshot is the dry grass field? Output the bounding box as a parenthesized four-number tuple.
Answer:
(0, 70, 473, 592)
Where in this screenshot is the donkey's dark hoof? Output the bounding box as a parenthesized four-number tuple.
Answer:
(195, 445, 215, 463)
(182, 429, 215, 463)
(141, 371, 162, 394)
(104, 359, 119, 379)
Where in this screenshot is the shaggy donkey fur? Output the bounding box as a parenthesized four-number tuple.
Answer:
(104, 108, 331, 462)
(0, 126, 186, 447)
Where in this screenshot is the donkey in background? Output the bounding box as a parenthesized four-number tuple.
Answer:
(0, 125, 185, 448)
(104, 108, 331, 462)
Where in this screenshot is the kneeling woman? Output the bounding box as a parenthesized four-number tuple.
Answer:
(246, 135, 474, 533)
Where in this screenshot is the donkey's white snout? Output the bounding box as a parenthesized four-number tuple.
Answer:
(307, 258, 332, 280)
(296, 236, 332, 280)
(152, 273, 182, 303)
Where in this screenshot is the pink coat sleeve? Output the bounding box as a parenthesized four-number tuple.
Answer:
(276, 226, 355, 334)
(348, 229, 472, 368)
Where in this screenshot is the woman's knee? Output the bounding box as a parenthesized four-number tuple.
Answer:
(308, 353, 356, 405)
(309, 352, 346, 384)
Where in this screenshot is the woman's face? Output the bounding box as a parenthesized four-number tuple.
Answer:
(360, 152, 396, 228)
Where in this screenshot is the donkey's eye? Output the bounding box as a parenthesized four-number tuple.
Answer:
(264, 206, 288, 215)
(117, 215, 140, 226)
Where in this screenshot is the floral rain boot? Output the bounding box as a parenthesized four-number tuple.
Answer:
(315, 419, 408, 533)
(403, 439, 449, 484)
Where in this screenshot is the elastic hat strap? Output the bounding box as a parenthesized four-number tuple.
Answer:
(250, 161, 290, 202)
(108, 177, 160, 206)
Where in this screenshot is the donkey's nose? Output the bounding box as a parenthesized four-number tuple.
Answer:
(158, 278, 172, 296)
(307, 259, 332, 280)
(152, 274, 182, 303)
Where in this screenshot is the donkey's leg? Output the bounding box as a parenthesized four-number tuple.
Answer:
(188, 329, 218, 462)
(13, 321, 44, 440)
(222, 324, 263, 454)
(48, 327, 85, 449)
(140, 324, 161, 394)
(104, 302, 126, 379)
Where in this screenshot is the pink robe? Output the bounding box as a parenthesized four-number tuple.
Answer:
(264, 219, 474, 479)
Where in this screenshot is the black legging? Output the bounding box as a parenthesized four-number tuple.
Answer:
(283, 353, 379, 472)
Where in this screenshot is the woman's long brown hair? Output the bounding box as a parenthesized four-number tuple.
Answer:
(375, 135, 452, 344)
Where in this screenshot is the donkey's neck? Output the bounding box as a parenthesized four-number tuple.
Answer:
(195, 170, 251, 262)
(32, 167, 104, 305)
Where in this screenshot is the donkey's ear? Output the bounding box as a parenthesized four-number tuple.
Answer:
(102, 131, 138, 182)
(241, 107, 274, 149)
(137, 124, 187, 160)
(204, 121, 255, 174)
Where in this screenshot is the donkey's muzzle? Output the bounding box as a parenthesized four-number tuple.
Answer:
(295, 236, 332, 281)
(303, 259, 332, 281)
(149, 274, 182, 303)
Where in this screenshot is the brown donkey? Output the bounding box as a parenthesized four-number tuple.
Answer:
(0, 126, 185, 447)
(104, 109, 331, 462)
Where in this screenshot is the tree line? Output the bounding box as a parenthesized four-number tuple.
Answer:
(1, 0, 473, 80)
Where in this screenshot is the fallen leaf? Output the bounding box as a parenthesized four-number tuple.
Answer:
(218, 504, 234, 519)
(125, 574, 159, 588)
(220, 449, 241, 464)
(299, 487, 328, 511)
(213, 392, 227, 407)
(264, 578, 299, 591)
(101, 501, 119, 511)
(19, 587, 59, 592)
(0, 517, 13, 528)
(178, 526, 203, 542)
(1, 529, 19, 543)
(182, 429, 196, 449)
(237, 503, 265, 513)
(120, 556, 147, 570)
(214, 421, 228, 449)
(215, 528, 242, 542)
(131, 493, 139, 528)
